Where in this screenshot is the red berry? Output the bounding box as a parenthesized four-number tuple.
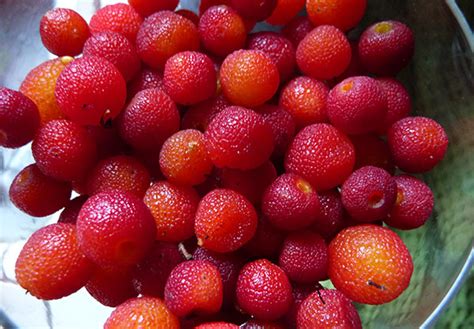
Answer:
(39, 8, 90, 56)
(296, 25, 351, 80)
(128, 0, 179, 17)
(328, 225, 413, 304)
(385, 175, 434, 230)
(337, 40, 367, 81)
(89, 3, 142, 42)
(258, 104, 296, 158)
(144, 181, 199, 242)
(137, 11, 200, 69)
(119, 88, 180, 152)
(266, 0, 305, 26)
(243, 216, 285, 259)
(387, 116, 448, 173)
(358, 20, 415, 76)
(242, 320, 285, 329)
(236, 259, 292, 321)
(199, 5, 247, 57)
(247, 32, 296, 82)
(196, 323, 239, 329)
(284, 284, 315, 328)
(376, 77, 412, 134)
(163, 51, 217, 105)
(306, 0, 367, 32)
(205, 106, 274, 170)
(176, 9, 200, 25)
(285, 123, 355, 191)
(15, 223, 94, 300)
(230, 0, 276, 21)
(279, 232, 328, 283)
(58, 195, 88, 224)
(280, 76, 329, 128)
(32, 119, 98, 182)
(164, 260, 223, 317)
(128, 68, 163, 100)
(55, 56, 126, 126)
(351, 134, 395, 173)
(77, 191, 156, 267)
(199, 0, 231, 15)
(327, 76, 387, 135)
(282, 16, 314, 47)
(312, 190, 348, 241)
(83, 31, 140, 81)
(297, 289, 362, 328)
(182, 94, 231, 132)
(262, 173, 320, 231)
(0, 87, 39, 148)
(195, 189, 258, 253)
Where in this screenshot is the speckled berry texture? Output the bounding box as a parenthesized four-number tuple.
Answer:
(58, 195, 88, 224)
(306, 0, 366, 32)
(376, 77, 412, 134)
(182, 95, 231, 132)
(282, 16, 314, 47)
(267, 0, 305, 26)
(258, 104, 296, 158)
(89, 3, 142, 42)
(312, 190, 348, 241)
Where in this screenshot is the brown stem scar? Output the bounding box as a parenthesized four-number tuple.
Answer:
(368, 280, 386, 290)
(316, 288, 326, 304)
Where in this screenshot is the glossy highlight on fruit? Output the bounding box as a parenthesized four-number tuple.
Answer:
(89, 3, 142, 42)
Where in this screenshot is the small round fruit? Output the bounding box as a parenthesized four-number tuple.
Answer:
(236, 259, 292, 321)
(104, 296, 179, 329)
(220, 50, 280, 107)
(327, 76, 387, 135)
(176, 9, 200, 25)
(128, 68, 163, 99)
(230, 0, 276, 21)
(205, 106, 274, 170)
(0, 87, 39, 148)
(278, 232, 328, 283)
(163, 51, 217, 105)
(195, 189, 258, 253)
(55, 56, 126, 126)
(118, 88, 180, 152)
(40, 8, 90, 56)
(199, 5, 247, 57)
(181, 94, 231, 132)
(15, 223, 94, 300)
(385, 175, 434, 230)
(128, 0, 179, 17)
(282, 16, 314, 47)
(387, 116, 448, 173)
(164, 260, 223, 317)
(306, 0, 366, 32)
(144, 181, 199, 242)
(262, 173, 320, 231)
(351, 134, 395, 173)
(266, 0, 305, 26)
(280, 76, 329, 128)
(32, 119, 97, 182)
(358, 20, 415, 76)
(328, 225, 414, 304)
(243, 216, 285, 259)
(137, 11, 200, 69)
(76, 191, 156, 267)
(89, 3, 142, 42)
(58, 195, 88, 224)
(296, 25, 351, 80)
(284, 284, 315, 328)
(258, 104, 296, 158)
(376, 77, 412, 134)
(285, 123, 355, 191)
(312, 190, 350, 241)
(297, 289, 362, 328)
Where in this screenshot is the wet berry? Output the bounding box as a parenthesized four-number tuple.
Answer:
(376, 77, 412, 134)
(306, 0, 367, 32)
(266, 0, 305, 26)
(282, 16, 314, 47)
(312, 190, 349, 241)
(258, 104, 296, 158)
(127, 67, 163, 100)
(58, 195, 88, 224)
(89, 3, 142, 42)
(182, 94, 231, 132)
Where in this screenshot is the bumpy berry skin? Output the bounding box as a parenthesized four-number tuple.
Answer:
(128, 0, 179, 17)
(262, 173, 320, 231)
(77, 191, 156, 267)
(358, 20, 415, 76)
(312, 190, 348, 241)
(55, 56, 126, 126)
(285, 284, 315, 328)
(285, 123, 355, 191)
(163, 51, 217, 105)
(258, 104, 296, 158)
(0, 87, 39, 148)
(20, 57, 70, 124)
(236, 259, 293, 321)
(200, 0, 231, 15)
(9, 164, 71, 217)
(86, 155, 151, 197)
(104, 296, 180, 329)
(119, 88, 180, 152)
(242, 320, 285, 329)
(128, 68, 163, 99)
(376, 77, 412, 133)
(306, 0, 366, 32)
(195, 189, 258, 253)
(15, 223, 94, 300)
(243, 216, 285, 259)
(83, 31, 140, 81)
(327, 76, 387, 135)
(351, 134, 395, 173)
(144, 181, 199, 242)
(279, 232, 328, 283)
(216, 161, 277, 205)
(196, 323, 239, 329)
(280, 76, 329, 128)
(86, 266, 137, 307)
(164, 260, 223, 317)
(39, 8, 90, 56)
(32, 119, 97, 182)
(385, 175, 434, 230)
(296, 25, 351, 80)
(220, 50, 280, 107)
(160, 129, 213, 186)
(341, 166, 396, 222)
(282, 16, 314, 47)
(58, 195, 88, 224)
(247, 32, 296, 82)
(329, 225, 413, 304)
(182, 95, 231, 132)
(297, 289, 362, 329)
(230, 0, 276, 21)
(89, 3, 142, 42)
(137, 11, 200, 69)
(205, 106, 274, 170)
(199, 5, 247, 57)
(266, 0, 305, 26)
(388, 116, 448, 173)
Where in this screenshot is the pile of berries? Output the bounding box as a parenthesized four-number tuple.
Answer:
(1, 0, 449, 328)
